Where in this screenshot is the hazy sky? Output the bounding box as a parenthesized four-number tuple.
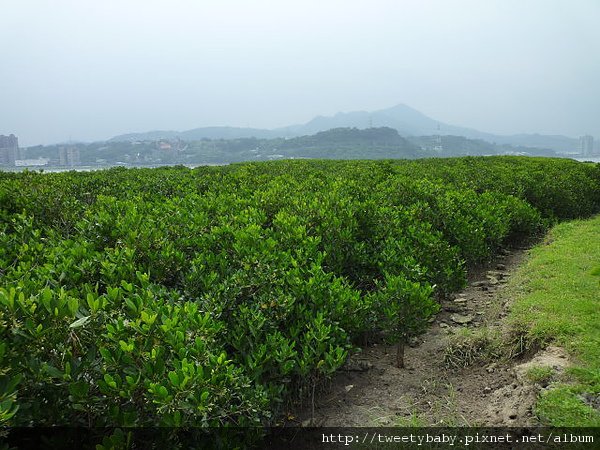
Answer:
(2, 0, 599, 146)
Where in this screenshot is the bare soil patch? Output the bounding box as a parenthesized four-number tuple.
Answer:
(288, 248, 565, 427)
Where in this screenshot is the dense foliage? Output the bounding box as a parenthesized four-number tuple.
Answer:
(0, 157, 598, 428)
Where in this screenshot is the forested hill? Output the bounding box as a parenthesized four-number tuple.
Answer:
(277, 127, 426, 159)
(20, 127, 431, 166)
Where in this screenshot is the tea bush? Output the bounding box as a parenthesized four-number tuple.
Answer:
(0, 157, 598, 427)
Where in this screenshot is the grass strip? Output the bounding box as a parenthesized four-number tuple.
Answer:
(508, 215, 600, 426)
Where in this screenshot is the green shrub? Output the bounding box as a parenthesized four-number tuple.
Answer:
(1, 156, 598, 427)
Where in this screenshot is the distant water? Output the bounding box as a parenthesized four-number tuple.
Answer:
(2, 163, 225, 173)
(572, 157, 600, 163)
(2, 158, 598, 174)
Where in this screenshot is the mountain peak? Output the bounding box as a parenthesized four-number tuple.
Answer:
(387, 103, 416, 110)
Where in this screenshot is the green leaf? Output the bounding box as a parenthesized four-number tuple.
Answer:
(173, 410, 182, 426)
(168, 371, 180, 387)
(41, 288, 53, 311)
(200, 390, 209, 404)
(69, 315, 90, 329)
(104, 373, 117, 389)
(141, 310, 157, 326)
(68, 297, 79, 316)
(158, 385, 168, 398)
(69, 380, 90, 398)
(121, 280, 133, 292)
(0, 288, 15, 310)
(125, 298, 137, 313)
(119, 340, 134, 352)
(43, 364, 64, 379)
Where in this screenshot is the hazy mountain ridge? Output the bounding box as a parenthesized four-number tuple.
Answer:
(108, 103, 578, 152)
(110, 127, 279, 142)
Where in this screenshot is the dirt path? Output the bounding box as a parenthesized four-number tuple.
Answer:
(291, 248, 569, 427)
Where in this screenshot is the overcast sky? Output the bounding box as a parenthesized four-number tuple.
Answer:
(2, 0, 599, 146)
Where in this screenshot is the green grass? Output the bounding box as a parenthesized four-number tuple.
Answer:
(507, 215, 600, 426)
(525, 366, 555, 385)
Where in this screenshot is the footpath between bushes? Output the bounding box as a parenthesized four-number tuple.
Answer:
(290, 215, 600, 427)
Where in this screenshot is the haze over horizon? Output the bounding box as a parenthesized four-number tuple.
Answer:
(2, 0, 599, 147)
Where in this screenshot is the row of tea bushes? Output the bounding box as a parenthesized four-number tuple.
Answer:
(1, 157, 598, 426)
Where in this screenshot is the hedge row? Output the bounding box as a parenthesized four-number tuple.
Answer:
(0, 157, 598, 427)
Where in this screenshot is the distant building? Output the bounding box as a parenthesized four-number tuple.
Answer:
(432, 135, 443, 152)
(579, 135, 594, 156)
(58, 146, 80, 166)
(0, 134, 19, 166)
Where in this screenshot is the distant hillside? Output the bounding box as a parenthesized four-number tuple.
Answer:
(484, 133, 578, 152)
(110, 130, 181, 141)
(277, 127, 426, 159)
(406, 135, 556, 157)
(108, 103, 579, 153)
(110, 126, 277, 142)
